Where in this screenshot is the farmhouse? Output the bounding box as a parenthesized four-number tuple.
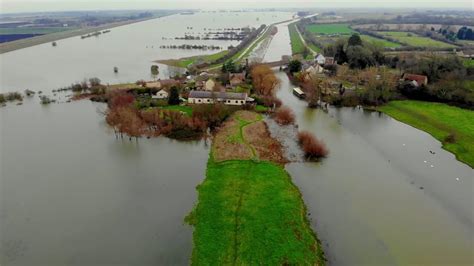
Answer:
(146, 79, 179, 89)
(188, 91, 251, 106)
(152, 89, 168, 99)
(315, 54, 326, 65)
(402, 73, 428, 87)
(196, 79, 216, 91)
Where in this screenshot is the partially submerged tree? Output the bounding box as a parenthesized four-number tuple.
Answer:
(297, 131, 328, 160)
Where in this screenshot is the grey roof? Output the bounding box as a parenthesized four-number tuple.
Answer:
(189, 91, 247, 100)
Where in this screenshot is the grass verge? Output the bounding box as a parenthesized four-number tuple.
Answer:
(289, 22, 305, 55)
(186, 159, 324, 265)
(379, 100, 474, 168)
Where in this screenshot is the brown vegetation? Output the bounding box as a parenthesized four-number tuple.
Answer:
(212, 111, 286, 163)
(251, 65, 280, 96)
(244, 121, 287, 164)
(274, 106, 295, 125)
(297, 131, 328, 160)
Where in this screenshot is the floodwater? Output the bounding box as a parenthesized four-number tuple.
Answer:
(0, 98, 210, 265)
(1, 10, 473, 266)
(0, 11, 294, 265)
(265, 25, 473, 265)
(0, 11, 293, 93)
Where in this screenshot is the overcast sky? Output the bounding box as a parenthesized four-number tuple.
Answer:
(1, 0, 472, 13)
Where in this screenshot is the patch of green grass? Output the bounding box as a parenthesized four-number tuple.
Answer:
(186, 159, 324, 265)
(361, 34, 401, 48)
(462, 59, 474, 68)
(378, 31, 456, 48)
(288, 22, 305, 55)
(0, 27, 75, 35)
(305, 23, 353, 35)
(380, 100, 474, 168)
(160, 105, 193, 116)
(255, 105, 269, 112)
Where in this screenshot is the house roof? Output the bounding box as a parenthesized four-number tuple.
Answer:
(403, 73, 428, 85)
(159, 79, 179, 86)
(157, 89, 168, 94)
(230, 73, 245, 81)
(189, 91, 247, 100)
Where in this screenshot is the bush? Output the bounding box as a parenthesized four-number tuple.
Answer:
(444, 133, 457, 144)
(274, 106, 295, 125)
(5, 92, 23, 101)
(297, 131, 328, 160)
(0, 94, 5, 104)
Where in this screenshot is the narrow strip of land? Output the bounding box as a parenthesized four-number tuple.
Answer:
(186, 111, 324, 265)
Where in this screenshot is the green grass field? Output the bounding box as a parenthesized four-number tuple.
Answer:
(462, 59, 474, 68)
(378, 31, 456, 48)
(160, 105, 193, 116)
(186, 159, 324, 265)
(380, 100, 474, 168)
(305, 23, 353, 35)
(0, 27, 75, 35)
(361, 34, 401, 48)
(288, 22, 305, 55)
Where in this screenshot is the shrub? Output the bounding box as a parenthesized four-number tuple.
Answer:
(444, 133, 457, 144)
(297, 131, 328, 160)
(274, 106, 295, 125)
(5, 92, 23, 101)
(0, 94, 5, 104)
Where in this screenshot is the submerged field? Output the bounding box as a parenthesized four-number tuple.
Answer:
(187, 111, 324, 264)
(378, 31, 456, 48)
(380, 100, 474, 168)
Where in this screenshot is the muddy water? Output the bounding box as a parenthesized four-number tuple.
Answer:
(263, 23, 473, 265)
(276, 73, 473, 265)
(0, 98, 210, 265)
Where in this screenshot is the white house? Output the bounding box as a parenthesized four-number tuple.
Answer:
(315, 54, 326, 65)
(152, 89, 168, 99)
(188, 91, 250, 106)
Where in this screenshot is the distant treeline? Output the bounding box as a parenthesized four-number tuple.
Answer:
(352, 13, 474, 27)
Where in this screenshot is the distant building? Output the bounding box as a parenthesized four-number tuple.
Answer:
(315, 54, 326, 65)
(188, 91, 251, 105)
(146, 79, 179, 89)
(229, 73, 246, 86)
(196, 79, 216, 91)
(402, 73, 428, 87)
(325, 57, 336, 65)
(152, 89, 168, 99)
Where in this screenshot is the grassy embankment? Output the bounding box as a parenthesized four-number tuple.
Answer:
(380, 100, 474, 168)
(378, 31, 456, 48)
(187, 111, 324, 265)
(288, 22, 320, 58)
(0, 27, 76, 35)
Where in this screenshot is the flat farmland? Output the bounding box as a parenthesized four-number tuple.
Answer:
(305, 23, 354, 35)
(361, 34, 401, 48)
(378, 31, 456, 48)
